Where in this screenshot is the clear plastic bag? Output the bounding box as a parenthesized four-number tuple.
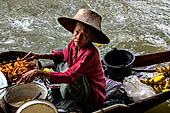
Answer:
(123, 75, 156, 102)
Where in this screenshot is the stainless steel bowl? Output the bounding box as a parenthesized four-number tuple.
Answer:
(4, 81, 48, 113)
(16, 99, 58, 113)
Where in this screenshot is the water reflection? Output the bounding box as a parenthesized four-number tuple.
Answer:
(0, 0, 169, 59)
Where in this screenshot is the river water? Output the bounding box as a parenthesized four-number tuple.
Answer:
(0, 0, 170, 59)
(0, 0, 170, 112)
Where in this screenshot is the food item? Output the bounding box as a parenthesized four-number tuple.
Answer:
(156, 66, 170, 73)
(153, 73, 166, 84)
(140, 73, 166, 86)
(95, 43, 101, 47)
(141, 66, 170, 94)
(0, 57, 38, 83)
(43, 68, 53, 72)
(163, 80, 170, 92)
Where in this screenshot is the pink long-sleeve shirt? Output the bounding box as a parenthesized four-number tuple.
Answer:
(50, 39, 106, 106)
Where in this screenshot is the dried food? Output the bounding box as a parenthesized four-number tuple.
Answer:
(0, 57, 38, 84)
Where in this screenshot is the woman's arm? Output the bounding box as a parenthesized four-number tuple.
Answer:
(17, 69, 50, 84)
(22, 51, 56, 60)
(37, 53, 56, 60)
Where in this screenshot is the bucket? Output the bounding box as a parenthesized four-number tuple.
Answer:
(103, 48, 135, 81)
(4, 81, 48, 113)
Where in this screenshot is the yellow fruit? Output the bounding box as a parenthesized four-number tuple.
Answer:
(162, 88, 170, 92)
(95, 43, 101, 47)
(43, 68, 53, 72)
(164, 80, 170, 89)
(153, 73, 165, 83)
(153, 85, 162, 93)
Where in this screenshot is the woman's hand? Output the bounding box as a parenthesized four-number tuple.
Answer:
(17, 69, 50, 85)
(17, 69, 38, 84)
(22, 51, 40, 61)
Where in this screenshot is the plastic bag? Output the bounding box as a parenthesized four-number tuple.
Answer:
(123, 75, 156, 102)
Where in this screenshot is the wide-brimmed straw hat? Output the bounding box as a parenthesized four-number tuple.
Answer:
(58, 9, 110, 44)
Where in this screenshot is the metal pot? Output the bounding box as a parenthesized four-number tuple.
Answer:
(4, 81, 48, 113)
(16, 99, 58, 113)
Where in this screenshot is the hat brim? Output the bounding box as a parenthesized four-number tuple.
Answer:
(58, 17, 110, 44)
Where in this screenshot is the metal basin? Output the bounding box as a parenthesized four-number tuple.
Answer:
(16, 99, 58, 113)
(4, 81, 48, 113)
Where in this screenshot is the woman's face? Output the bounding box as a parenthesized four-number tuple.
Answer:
(73, 22, 94, 50)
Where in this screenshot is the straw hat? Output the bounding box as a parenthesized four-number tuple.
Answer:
(58, 9, 110, 44)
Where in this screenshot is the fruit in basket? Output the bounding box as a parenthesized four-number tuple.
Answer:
(0, 57, 38, 83)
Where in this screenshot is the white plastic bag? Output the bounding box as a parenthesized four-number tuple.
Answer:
(123, 75, 156, 102)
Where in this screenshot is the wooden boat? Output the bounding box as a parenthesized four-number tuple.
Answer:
(1, 50, 170, 113)
(42, 50, 170, 113)
(94, 50, 170, 113)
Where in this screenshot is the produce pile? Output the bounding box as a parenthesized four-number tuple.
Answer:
(140, 66, 170, 94)
(0, 57, 38, 84)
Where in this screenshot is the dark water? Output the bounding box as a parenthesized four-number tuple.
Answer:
(0, 0, 169, 58)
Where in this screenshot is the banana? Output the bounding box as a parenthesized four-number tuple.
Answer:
(141, 65, 170, 94)
(164, 80, 170, 89)
(153, 73, 166, 84)
(163, 89, 170, 92)
(156, 66, 170, 74)
(153, 85, 162, 93)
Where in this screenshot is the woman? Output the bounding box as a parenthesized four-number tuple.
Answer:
(18, 9, 110, 110)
